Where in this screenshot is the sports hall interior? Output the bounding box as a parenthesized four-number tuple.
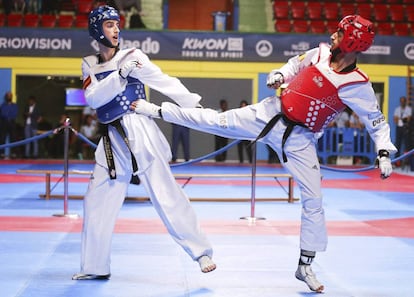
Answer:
(1, 1, 413, 297)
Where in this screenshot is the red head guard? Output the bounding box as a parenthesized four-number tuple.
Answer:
(337, 15, 375, 53)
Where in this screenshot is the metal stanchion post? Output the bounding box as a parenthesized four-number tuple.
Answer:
(240, 142, 265, 223)
(53, 118, 79, 218)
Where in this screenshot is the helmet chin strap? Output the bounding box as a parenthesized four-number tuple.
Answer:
(105, 42, 118, 49)
(100, 37, 118, 48)
(330, 47, 342, 61)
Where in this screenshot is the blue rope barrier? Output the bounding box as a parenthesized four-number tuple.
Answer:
(170, 139, 241, 167)
(320, 148, 414, 172)
(71, 127, 241, 166)
(320, 163, 375, 172)
(72, 129, 98, 148)
(0, 129, 54, 150)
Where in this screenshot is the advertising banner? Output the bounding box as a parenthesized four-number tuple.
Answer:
(0, 28, 413, 64)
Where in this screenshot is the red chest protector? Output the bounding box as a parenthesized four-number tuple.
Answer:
(281, 57, 368, 132)
(281, 66, 346, 132)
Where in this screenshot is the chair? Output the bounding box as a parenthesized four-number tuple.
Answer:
(356, 3, 372, 19)
(75, 14, 88, 28)
(307, 2, 322, 20)
(59, 0, 76, 12)
(394, 23, 411, 36)
(372, 4, 389, 22)
(120, 15, 126, 29)
(340, 3, 356, 18)
(389, 5, 405, 22)
(326, 21, 338, 34)
(40, 14, 57, 28)
(57, 14, 74, 28)
(275, 19, 291, 33)
(323, 3, 339, 21)
(76, 0, 93, 15)
(291, 1, 306, 19)
(375, 22, 393, 35)
(292, 20, 309, 33)
(310, 20, 326, 34)
(0, 14, 6, 27)
(23, 14, 39, 27)
(273, 1, 290, 19)
(407, 6, 414, 22)
(6, 13, 23, 27)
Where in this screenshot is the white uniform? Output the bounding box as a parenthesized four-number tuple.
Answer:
(159, 43, 397, 252)
(79, 48, 212, 275)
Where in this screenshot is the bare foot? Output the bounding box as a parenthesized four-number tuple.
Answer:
(198, 255, 216, 273)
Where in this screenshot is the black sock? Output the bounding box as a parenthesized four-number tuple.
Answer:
(299, 249, 316, 265)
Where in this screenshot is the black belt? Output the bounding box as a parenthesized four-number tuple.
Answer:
(101, 119, 140, 185)
(251, 113, 307, 162)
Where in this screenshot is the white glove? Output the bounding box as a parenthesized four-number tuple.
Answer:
(119, 60, 142, 79)
(131, 99, 161, 118)
(375, 150, 392, 179)
(266, 70, 284, 89)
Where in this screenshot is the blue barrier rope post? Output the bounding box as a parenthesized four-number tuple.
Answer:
(240, 141, 265, 223)
(53, 118, 79, 219)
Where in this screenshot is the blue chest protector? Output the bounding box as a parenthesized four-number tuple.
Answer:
(95, 70, 147, 124)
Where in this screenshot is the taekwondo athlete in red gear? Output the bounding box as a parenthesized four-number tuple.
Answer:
(131, 15, 396, 293)
(72, 5, 216, 281)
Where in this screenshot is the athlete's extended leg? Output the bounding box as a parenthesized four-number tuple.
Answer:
(160, 102, 266, 140)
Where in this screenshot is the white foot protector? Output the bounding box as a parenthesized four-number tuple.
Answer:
(198, 255, 216, 273)
(295, 265, 324, 293)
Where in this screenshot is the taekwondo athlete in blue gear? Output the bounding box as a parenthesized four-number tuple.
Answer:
(72, 5, 216, 281)
(132, 15, 396, 293)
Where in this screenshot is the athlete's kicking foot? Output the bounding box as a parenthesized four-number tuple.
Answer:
(295, 265, 324, 293)
(198, 255, 216, 273)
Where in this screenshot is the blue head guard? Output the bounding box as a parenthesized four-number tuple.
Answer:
(88, 5, 120, 48)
